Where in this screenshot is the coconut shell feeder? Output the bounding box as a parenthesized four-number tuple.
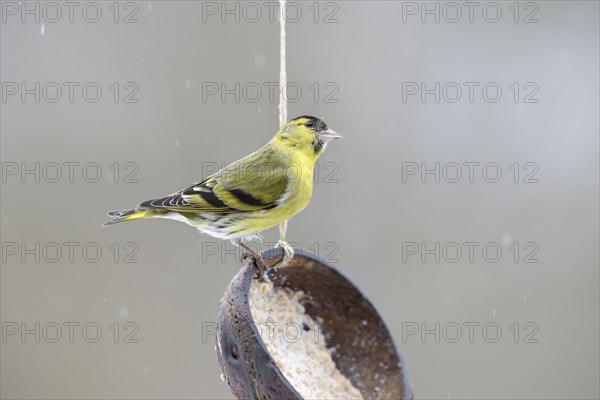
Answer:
(216, 247, 413, 400)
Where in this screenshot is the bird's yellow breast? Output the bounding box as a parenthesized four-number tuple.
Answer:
(234, 152, 315, 236)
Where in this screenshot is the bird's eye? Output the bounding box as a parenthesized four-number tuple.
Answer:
(304, 121, 314, 128)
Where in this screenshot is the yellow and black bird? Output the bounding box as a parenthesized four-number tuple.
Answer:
(104, 115, 341, 272)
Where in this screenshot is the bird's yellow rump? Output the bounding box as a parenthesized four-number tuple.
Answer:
(104, 116, 341, 245)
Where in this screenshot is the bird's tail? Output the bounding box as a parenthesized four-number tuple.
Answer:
(103, 208, 152, 226)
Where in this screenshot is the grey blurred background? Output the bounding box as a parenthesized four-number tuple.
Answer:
(1, 1, 598, 399)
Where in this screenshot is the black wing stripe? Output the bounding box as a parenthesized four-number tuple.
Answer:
(227, 188, 268, 206)
(138, 183, 276, 211)
(198, 189, 228, 208)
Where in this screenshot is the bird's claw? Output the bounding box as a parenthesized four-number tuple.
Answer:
(240, 244, 268, 281)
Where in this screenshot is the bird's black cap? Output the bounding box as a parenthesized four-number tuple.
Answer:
(289, 115, 328, 130)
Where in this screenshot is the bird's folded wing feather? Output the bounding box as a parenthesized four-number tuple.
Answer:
(138, 154, 289, 214)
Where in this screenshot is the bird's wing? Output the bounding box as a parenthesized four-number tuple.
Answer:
(138, 150, 289, 214)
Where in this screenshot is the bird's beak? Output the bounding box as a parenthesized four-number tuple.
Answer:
(319, 129, 342, 144)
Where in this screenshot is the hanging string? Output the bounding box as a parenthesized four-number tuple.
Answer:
(278, 0, 291, 258)
(278, 0, 287, 127)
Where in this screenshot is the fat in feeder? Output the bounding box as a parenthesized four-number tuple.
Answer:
(216, 247, 413, 400)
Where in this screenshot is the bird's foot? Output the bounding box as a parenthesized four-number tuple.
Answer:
(275, 240, 295, 266)
(240, 243, 268, 281)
